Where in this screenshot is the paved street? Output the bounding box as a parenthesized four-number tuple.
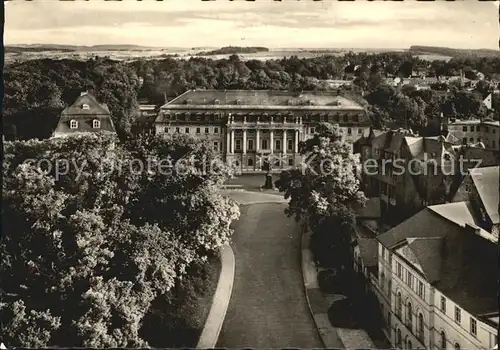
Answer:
(216, 202, 324, 348)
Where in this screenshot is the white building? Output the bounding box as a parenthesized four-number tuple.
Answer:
(373, 206, 498, 350)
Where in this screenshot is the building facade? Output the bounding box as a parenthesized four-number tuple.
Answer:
(155, 90, 370, 172)
(445, 119, 499, 150)
(374, 207, 498, 350)
(52, 92, 116, 138)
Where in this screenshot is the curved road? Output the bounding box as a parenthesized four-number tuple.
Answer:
(216, 199, 324, 348)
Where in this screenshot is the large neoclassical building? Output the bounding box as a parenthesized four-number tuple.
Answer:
(155, 90, 370, 172)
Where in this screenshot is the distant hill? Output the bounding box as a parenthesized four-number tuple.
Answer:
(196, 46, 270, 56)
(5, 44, 165, 53)
(410, 45, 500, 58)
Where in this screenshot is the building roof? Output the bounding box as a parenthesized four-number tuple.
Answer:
(378, 207, 498, 316)
(469, 166, 499, 224)
(61, 92, 111, 116)
(161, 89, 365, 110)
(357, 237, 378, 267)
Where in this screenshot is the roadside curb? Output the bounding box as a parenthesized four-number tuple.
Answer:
(301, 225, 376, 349)
(196, 244, 235, 349)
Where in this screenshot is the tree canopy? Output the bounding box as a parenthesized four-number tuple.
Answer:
(1, 133, 240, 347)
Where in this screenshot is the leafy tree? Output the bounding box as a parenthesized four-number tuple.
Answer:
(275, 123, 366, 269)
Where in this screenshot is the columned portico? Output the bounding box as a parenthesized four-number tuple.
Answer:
(230, 129, 235, 154)
(283, 130, 287, 155)
(256, 129, 260, 152)
(270, 130, 274, 154)
(243, 129, 247, 154)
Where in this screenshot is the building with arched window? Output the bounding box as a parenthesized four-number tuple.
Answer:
(373, 206, 498, 350)
(52, 92, 116, 138)
(155, 90, 370, 173)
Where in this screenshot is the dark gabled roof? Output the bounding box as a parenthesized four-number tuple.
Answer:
(379, 206, 498, 316)
(406, 237, 443, 283)
(469, 166, 499, 224)
(61, 92, 111, 116)
(161, 90, 365, 110)
(357, 238, 378, 267)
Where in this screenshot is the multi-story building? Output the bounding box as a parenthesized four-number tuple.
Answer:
(354, 129, 499, 228)
(445, 119, 499, 150)
(374, 206, 498, 350)
(155, 90, 370, 172)
(52, 92, 116, 138)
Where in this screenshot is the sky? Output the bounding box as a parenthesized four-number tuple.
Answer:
(4, 0, 499, 49)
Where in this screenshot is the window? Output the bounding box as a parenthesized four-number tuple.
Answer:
(396, 329, 402, 349)
(470, 318, 477, 336)
(485, 127, 489, 132)
(397, 263, 402, 278)
(92, 120, 100, 128)
(214, 127, 219, 134)
(454, 307, 461, 324)
(248, 158, 254, 166)
(196, 127, 201, 134)
(407, 340, 412, 350)
(454, 343, 460, 350)
(382, 247, 386, 260)
(310, 127, 315, 134)
(417, 281, 424, 298)
(176, 127, 180, 133)
(343, 115, 348, 123)
(205, 127, 209, 134)
(381, 272, 385, 291)
(462, 137, 467, 144)
(440, 331, 446, 349)
(387, 311, 391, 328)
(408, 274, 414, 289)
(262, 139, 268, 149)
(407, 302, 413, 329)
(465, 183, 471, 192)
(493, 128, 496, 134)
(347, 128, 352, 135)
(396, 292, 402, 319)
(70, 120, 78, 129)
(248, 139, 254, 151)
(358, 128, 363, 135)
(235, 139, 241, 151)
(462, 126, 467, 132)
(185, 127, 189, 134)
(82, 103, 90, 110)
(469, 137, 473, 142)
(287, 139, 293, 151)
(276, 139, 281, 150)
(164, 127, 169, 133)
(440, 296, 446, 313)
(417, 313, 424, 341)
(213, 141, 219, 151)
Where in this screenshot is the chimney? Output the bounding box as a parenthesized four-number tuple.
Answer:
(465, 223, 481, 235)
(163, 92, 168, 104)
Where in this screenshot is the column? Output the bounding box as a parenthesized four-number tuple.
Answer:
(270, 130, 274, 154)
(283, 129, 287, 155)
(226, 130, 231, 154)
(230, 129, 235, 154)
(295, 130, 299, 153)
(256, 129, 260, 152)
(243, 129, 247, 154)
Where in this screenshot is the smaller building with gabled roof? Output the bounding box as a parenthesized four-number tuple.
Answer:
(52, 92, 116, 138)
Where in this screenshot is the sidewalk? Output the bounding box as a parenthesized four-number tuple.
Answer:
(301, 227, 377, 349)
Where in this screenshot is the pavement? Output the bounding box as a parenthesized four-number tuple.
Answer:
(215, 201, 324, 348)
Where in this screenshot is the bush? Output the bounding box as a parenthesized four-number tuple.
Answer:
(327, 297, 360, 329)
(140, 256, 221, 348)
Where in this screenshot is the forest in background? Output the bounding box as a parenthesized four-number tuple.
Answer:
(4, 52, 500, 140)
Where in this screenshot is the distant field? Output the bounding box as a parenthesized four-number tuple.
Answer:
(5, 48, 454, 64)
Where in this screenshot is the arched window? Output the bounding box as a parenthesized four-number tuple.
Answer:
(407, 340, 412, 350)
(440, 331, 446, 349)
(407, 302, 413, 330)
(397, 328, 402, 348)
(82, 103, 90, 110)
(396, 292, 402, 318)
(70, 120, 78, 129)
(93, 119, 101, 129)
(417, 313, 424, 341)
(454, 343, 460, 350)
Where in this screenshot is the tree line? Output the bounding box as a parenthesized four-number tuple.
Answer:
(4, 52, 500, 140)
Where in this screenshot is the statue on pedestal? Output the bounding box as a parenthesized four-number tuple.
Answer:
(261, 157, 274, 190)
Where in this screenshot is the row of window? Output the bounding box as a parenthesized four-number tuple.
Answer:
(439, 295, 477, 337)
(165, 126, 220, 134)
(241, 157, 294, 167)
(395, 294, 425, 343)
(308, 127, 364, 135)
(232, 138, 294, 152)
(396, 262, 425, 299)
(462, 137, 497, 148)
(70, 120, 100, 129)
(460, 125, 497, 133)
